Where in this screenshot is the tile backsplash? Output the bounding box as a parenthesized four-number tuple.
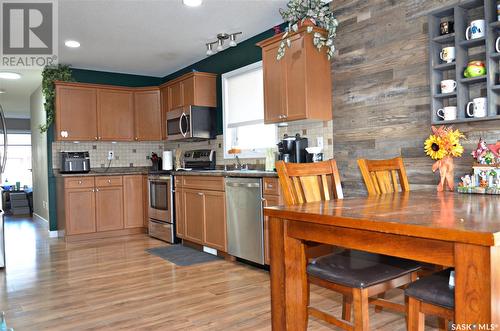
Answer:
(52, 141, 164, 169)
(52, 120, 333, 169)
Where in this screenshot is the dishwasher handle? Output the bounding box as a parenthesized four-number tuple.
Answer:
(226, 182, 261, 188)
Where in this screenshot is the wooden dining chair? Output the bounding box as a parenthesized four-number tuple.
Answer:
(275, 160, 421, 330)
(405, 269, 454, 331)
(357, 156, 410, 195)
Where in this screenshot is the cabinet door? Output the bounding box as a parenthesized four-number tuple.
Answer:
(175, 187, 185, 238)
(160, 87, 169, 140)
(96, 186, 124, 231)
(168, 82, 183, 109)
(142, 175, 149, 227)
(134, 90, 161, 141)
(262, 44, 286, 124)
(183, 189, 204, 244)
(263, 195, 281, 265)
(123, 175, 144, 228)
(66, 188, 96, 235)
(56, 85, 97, 141)
(193, 75, 217, 107)
(97, 89, 134, 141)
(203, 190, 226, 252)
(284, 33, 308, 121)
(181, 76, 195, 106)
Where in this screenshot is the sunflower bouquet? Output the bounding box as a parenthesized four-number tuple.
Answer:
(424, 126, 465, 192)
(424, 126, 465, 160)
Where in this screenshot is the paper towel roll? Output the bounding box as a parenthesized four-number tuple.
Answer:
(163, 151, 173, 170)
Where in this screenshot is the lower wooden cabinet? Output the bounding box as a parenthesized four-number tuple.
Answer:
(203, 190, 226, 252)
(174, 176, 226, 252)
(183, 188, 205, 244)
(124, 175, 145, 228)
(262, 178, 283, 265)
(66, 187, 96, 235)
(58, 175, 145, 240)
(96, 186, 124, 231)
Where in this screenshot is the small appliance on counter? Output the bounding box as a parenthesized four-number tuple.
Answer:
(181, 149, 216, 170)
(150, 152, 162, 171)
(277, 134, 308, 163)
(59, 151, 91, 173)
(306, 147, 324, 163)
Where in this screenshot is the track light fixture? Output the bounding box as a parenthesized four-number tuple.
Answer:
(205, 32, 242, 56)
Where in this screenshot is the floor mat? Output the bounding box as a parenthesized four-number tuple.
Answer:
(146, 245, 221, 266)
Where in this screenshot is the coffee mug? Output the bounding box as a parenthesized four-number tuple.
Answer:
(440, 79, 457, 94)
(440, 21, 454, 35)
(440, 46, 456, 63)
(437, 106, 457, 121)
(496, 37, 500, 53)
(466, 19, 485, 40)
(467, 97, 487, 118)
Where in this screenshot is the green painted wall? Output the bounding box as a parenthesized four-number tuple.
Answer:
(47, 26, 281, 231)
(161, 27, 279, 134)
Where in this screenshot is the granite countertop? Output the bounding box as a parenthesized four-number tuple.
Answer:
(54, 167, 150, 177)
(171, 169, 278, 178)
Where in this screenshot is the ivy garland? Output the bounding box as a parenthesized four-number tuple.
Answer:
(39, 64, 74, 133)
(277, 0, 338, 61)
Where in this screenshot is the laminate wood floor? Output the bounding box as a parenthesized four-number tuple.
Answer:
(0, 217, 440, 330)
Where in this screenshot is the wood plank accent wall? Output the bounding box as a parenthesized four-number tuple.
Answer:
(331, 0, 500, 195)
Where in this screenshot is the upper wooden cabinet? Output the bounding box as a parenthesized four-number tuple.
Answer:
(97, 89, 134, 141)
(55, 85, 98, 141)
(257, 26, 333, 124)
(162, 72, 217, 113)
(134, 88, 161, 141)
(160, 87, 169, 140)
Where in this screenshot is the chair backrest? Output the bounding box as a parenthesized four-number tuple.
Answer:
(275, 160, 344, 205)
(357, 157, 410, 195)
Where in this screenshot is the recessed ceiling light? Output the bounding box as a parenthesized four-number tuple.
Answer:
(65, 40, 80, 48)
(0, 72, 21, 80)
(0, 89, 5, 94)
(183, 0, 202, 7)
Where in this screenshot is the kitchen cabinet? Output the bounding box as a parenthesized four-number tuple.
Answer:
(262, 178, 283, 265)
(123, 175, 145, 229)
(134, 89, 161, 141)
(183, 188, 205, 244)
(96, 186, 124, 231)
(57, 175, 145, 241)
(203, 190, 226, 252)
(174, 176, 226, 252)
(257, 25, 332, 124)
(55, 85, 97, 141)
(175, 187, 185, 238)
(160, 87, 168, 140)
(66, 187, 96, 235)
(97, 89, 134, 141)
(163, 72, 217, 112)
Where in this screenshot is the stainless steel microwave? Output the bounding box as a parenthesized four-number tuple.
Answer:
(166, 106, 216, 141)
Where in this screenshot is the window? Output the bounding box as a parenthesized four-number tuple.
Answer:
(1, 133, 32, 187)
(222, 61, 277, 159)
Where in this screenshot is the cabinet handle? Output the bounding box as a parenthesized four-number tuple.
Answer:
(98, 137, 102, 140)
(267, 184, 273, 188)
(78, 180, 82, 185)
(261, 198, 266, 202)
(135, 137, 138, 141)
(108, 179, 111, 184)
(94, 136, 98, 140)
(96, 188, 99, 192)
(92, 189, 95, 192)
(197, 192, 204, 196)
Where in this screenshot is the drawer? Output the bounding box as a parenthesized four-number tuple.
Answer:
(182, 176, 224, 191)
(95, 176, 123, 187)
(263, 177, 280, 196)
(65, 177, 95, 189)
(148, 220, 173, 243)
(174, 176, 183, 187)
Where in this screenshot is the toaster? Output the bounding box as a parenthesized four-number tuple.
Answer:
(60, 151, 91, 173)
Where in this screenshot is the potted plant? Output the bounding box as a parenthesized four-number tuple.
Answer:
(277, 0, 338, 61)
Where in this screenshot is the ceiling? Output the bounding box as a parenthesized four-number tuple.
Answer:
(0, 0, 287, 119)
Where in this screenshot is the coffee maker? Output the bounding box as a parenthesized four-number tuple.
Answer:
(277, 134, 309, 163)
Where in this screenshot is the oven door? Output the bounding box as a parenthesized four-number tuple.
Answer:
(167, 107, 191, 140)
(148, 178, 171, 223)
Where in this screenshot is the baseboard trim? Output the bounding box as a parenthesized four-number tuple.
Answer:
(48, 230, 62, 238)
(33, 213, 48, 223)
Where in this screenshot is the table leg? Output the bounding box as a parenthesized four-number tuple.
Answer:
(454, 243, 500, 327)
(269, 216, 286, 330)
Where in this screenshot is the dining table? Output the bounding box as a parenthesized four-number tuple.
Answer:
(264, 190, 500, 331)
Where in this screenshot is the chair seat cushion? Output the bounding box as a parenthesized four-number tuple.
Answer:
(307, 250, 421, 289)
(405, 269, 454, 309)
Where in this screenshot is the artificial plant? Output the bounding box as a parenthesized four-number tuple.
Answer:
(39, 64, 74, 133)
(277, 0, 338, 60)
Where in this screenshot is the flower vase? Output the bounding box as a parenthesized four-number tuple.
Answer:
(432, 156, 455, 192)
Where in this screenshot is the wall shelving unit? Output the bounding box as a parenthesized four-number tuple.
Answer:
(429, 0, 500, 124)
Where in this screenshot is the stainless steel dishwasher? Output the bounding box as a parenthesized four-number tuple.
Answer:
(225, 177, 264, 264)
